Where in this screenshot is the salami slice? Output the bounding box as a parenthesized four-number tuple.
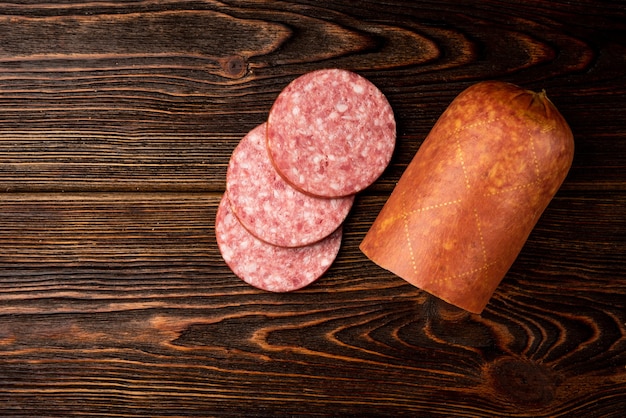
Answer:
(227, 123, 354, 248)
(267, 69, 396, 198)
(216, 193, 342, 292)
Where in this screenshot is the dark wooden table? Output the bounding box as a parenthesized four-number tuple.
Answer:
(1, 1, 624, 416)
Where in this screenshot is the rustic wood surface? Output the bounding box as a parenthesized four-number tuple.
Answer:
(1, 1, 625, 416)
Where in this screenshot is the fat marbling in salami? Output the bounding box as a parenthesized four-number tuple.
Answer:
(267, 69, 396, 198)
(216, 193, 342, 292)
(227, 123, 353, 247)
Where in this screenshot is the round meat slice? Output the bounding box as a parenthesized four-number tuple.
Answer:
(267, 68, 396, 198)
(216, 193, 342, 292)
(227, 123, 354, 248)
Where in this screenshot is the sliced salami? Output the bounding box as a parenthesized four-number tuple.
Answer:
(267, 68, 396, 198)
(216, 193, 342, 292)
(227, 123, 354, 248)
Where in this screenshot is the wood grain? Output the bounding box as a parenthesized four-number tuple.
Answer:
(0, 0, 623, 192)
(1, 192, 624, 416)
(0, 0, 625, 416)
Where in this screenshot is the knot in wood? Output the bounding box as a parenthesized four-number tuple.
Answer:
(220, 55, 247, 79)
(487, 357, 557, 409)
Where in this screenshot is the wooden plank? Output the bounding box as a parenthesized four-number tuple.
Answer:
(0, 192, 624, 415)
(0, 2, 624, 192)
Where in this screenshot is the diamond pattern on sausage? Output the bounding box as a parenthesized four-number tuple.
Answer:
(227, 123, 353, 247)
(267, 69, 396, 198)
(359, 81, 574, 314)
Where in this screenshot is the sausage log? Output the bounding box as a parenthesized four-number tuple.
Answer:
(360, 81, 574, 314)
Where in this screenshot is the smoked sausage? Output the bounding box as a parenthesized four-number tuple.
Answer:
(267, 69, 396, 198)
(216, 193, 342, 292)
(359, 81, 574, 314)
(227, 123, 353, 248)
